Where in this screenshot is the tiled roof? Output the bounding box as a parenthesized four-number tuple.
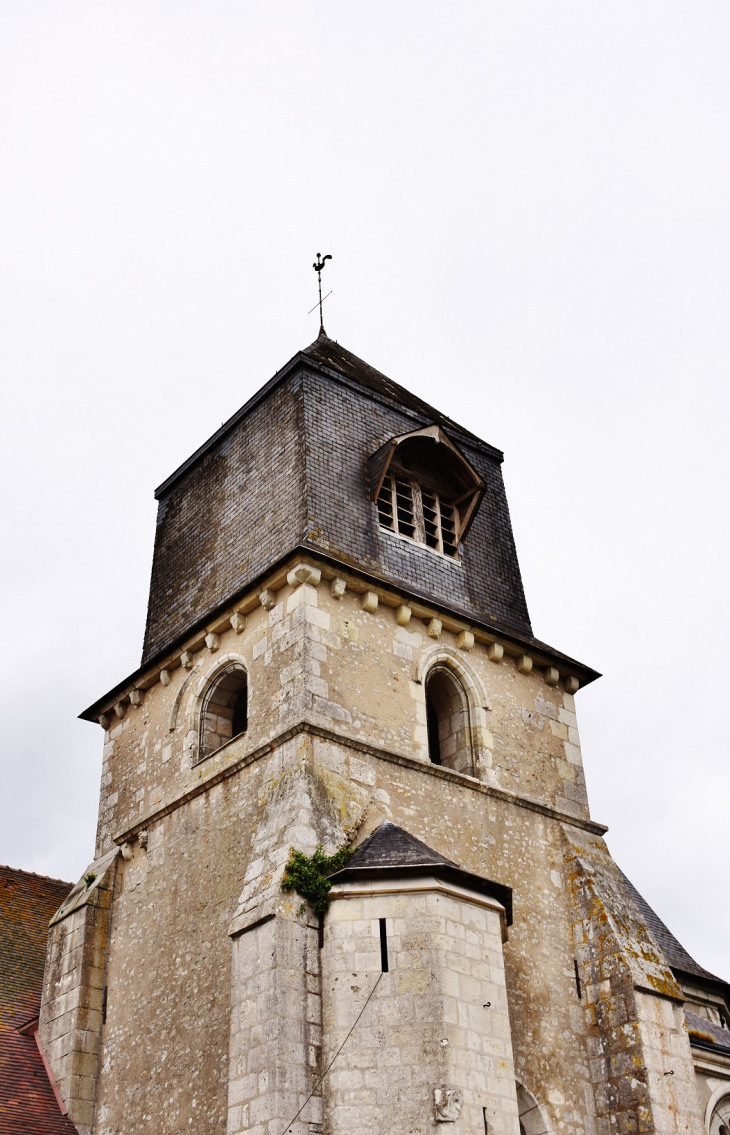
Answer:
(0, 1022, 77, 1134)
(0, 866, 71, 1033)
(301, 334, 491, 451)
(328, 821, 513, 924)
(0, 866, 75, 1134)
(619, 868, 727, 986)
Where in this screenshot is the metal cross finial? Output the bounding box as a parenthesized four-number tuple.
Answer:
(312, 252, 332, 336)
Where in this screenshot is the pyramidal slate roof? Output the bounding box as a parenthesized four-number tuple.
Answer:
(620, 868, 727, 987)
(328, 822, 512, 924)
(301, 333, 490, 451)
(340, 821, 461, 873)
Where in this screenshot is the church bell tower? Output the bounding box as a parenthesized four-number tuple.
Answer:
(39, 332, 709, 1135)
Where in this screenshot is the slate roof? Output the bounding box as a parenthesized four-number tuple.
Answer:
(301, 333, 491, 451)
(619, 868, 727, 986)
(0, 866, 75, 1134)
(685, 1009, 730, 1054)
(327, 821, 513, 924)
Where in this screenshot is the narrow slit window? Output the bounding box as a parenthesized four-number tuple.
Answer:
(379, 918, 389, 972)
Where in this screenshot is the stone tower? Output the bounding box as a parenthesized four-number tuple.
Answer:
(39, 333, 729, 1135)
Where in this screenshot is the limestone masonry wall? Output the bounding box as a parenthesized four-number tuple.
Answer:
(46, 562, 704, 1135)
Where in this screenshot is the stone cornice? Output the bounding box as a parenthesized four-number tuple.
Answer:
(81, 550, 600, 723)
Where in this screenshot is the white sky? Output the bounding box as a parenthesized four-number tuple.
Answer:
(1, 3, 728, 980)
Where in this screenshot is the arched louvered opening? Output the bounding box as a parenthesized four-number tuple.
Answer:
(425, 666, 472, 775)
(199, 662, 248, 759)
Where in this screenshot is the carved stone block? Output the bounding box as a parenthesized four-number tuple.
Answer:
(434, 1088, 463, 1122)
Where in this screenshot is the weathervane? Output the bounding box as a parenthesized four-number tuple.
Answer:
(310, 252, 332, 336)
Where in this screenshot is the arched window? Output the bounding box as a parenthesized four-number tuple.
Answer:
(199, 662, 248, 760)
(516, 1083, 550, 1135)
(425, 666, 473, 776)
(708, 1089, 730, 1135)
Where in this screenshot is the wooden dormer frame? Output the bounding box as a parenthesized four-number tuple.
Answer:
(366, 425, 486, 543)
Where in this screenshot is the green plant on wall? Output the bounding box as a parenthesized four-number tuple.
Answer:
(280, 845, 353, 916)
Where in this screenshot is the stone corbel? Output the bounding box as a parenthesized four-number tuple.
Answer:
(330, 577, 346, 599)
(287, 563, 322, 589)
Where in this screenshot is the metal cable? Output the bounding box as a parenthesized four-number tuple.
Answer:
(283, 970, 384, 1134)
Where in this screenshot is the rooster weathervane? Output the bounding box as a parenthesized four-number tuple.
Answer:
(310, 252, 332, 335)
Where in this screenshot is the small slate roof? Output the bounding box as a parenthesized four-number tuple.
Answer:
(685, 1009, 730, 1054)
(620, 868, 727, 986)
(327, 822, 512, 924)
(0, 866, 75, 1134)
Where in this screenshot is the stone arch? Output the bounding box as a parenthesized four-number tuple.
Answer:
(412, 644, 491, 777)
(187, 653, 249, 765)
(706, 1085, 730, 1135)
(425, 665, 472, 774)
(516, 1082, 551, 1135)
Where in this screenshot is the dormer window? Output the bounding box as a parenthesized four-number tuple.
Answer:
(367, 425, 484, 559)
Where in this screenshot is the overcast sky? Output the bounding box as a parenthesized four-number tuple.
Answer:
(1, 3, 728, 980)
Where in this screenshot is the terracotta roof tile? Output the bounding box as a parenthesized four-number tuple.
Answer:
(0, 866, 75, 1133)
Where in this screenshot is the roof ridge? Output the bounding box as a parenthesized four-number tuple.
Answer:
(0, 864, 73, 889)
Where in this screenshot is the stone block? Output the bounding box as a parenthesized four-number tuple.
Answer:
(516, 654, 532, 674)
(487, 643, 503, 662)
(456, 630, 474, 651)
(361, 591, 378, 613)
(396, 604, 412, 626)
